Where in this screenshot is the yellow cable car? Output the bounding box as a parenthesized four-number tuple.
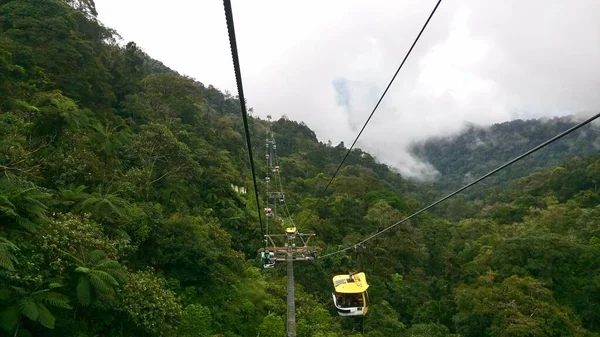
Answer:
(285, 226, 297, 237)
(332, 272, 369, 316)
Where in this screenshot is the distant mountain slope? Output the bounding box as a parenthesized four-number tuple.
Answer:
(411, 116, 600, 190)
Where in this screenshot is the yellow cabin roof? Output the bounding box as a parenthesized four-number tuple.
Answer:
(285, 227, 297, 234)
(332, 272, 369, 293)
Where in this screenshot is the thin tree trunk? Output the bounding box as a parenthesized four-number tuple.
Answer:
(13, 317, 20, 337)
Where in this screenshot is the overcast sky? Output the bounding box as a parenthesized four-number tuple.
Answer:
(95, 0, 600, 179)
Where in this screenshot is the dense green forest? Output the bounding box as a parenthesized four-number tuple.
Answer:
(411, 117, 600, 192)
(1, 0, 599, 336)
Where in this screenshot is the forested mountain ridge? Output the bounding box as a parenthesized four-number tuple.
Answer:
(411, 116, 600, 191)
(1, 1, 600, 336)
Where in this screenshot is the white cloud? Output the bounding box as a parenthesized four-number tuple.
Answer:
(95, 0, 600, 180)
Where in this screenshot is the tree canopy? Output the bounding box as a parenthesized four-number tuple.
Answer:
(1, 1, 599, 336)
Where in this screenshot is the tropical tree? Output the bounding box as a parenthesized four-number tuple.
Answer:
(64, 249, 126, 306)
(0, 284, 72, 334)
(0, 236, 18, 271)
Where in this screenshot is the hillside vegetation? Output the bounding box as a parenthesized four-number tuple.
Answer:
(411, 117, 600, 192)
(1, 1, 599, 336)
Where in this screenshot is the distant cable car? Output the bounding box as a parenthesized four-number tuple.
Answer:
(273, 165, 280, 173)
(265, 153, 270, 159)
(264, 207, 272, 216)
(279, 193, 285, 203)
(265, 176, 270, 183)
(261, 251, 276, 268)
(285, 226, 297, 238)
(332, 272, 369, 316)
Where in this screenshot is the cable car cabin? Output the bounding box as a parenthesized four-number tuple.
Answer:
(332, 272, 369, 317)
(264, 207, 272, 216)
(261, 251, 276, 268)
(285, 226, 297, 238)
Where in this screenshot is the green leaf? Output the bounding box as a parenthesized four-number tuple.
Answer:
(0, 253, 16, 271)
(95, 260, 120, 270)
(89, 273, 111, 293)
(87, 250, 106, 264)
(77, 277, 91, 306)
(0, 305, 20, 332)
(0, 289, 10, 300)
(36, 303, 55, 329)
(48, 282, 63, 289)
(91, 270, 118, 286)
(10, 286, 26, 295)
(41, 292, 72, 309)
(19, 298, 39, 321)
(12, 99, 40, 112)
(16, 217, 37, 232)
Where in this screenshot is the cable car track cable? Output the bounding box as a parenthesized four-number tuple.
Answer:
(299, 0, 443, 229)
(223, 0, 265, 241)
(273, 144, 297, 227)
(319, 112, 600, 259)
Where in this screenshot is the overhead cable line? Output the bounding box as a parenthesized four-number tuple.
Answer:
(319, 112, 600, 259)
(272, 143, 297, 227)
(299, 0, 444, 229)
(223, 0, 265, 240)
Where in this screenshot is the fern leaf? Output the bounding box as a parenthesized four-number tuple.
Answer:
(0, 254, 16, 271)
(95, 260, 120, 270)
(0, 236, 18, 251)
(77, 277, 91, 306)
(19, 298, 39, 321)
(48, 282, 63, 289)
(110, 269, 128, 283)
(86, 250, 106, 264)
(0, 196, 17, 216)
(41, 292, 72, 309)
(89, 274, 111, 293)
(91, 270, 118, 286)
(36, 303, 55, 329)
(16, 217, 37, 232)
(0, 305, 20, 332)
